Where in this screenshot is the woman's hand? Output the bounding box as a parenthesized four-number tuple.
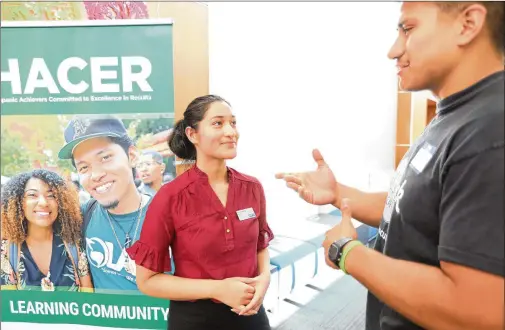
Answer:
(212, 277, 256, 310)
(79, 274, 94, 292)
(232, 274, 270, 316)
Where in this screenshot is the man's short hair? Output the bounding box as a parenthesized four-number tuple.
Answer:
(141, 150, 163, 164)
(436, 2, 504, 55)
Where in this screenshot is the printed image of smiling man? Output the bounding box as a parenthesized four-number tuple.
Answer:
(58, 115, 152, 293)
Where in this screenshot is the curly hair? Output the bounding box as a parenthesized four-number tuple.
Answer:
(1, 169, 83, 245)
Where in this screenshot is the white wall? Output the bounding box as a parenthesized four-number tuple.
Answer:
(208, 2, 400, 227)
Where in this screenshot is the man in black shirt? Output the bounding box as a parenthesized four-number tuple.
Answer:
(276, 2, 504, 329)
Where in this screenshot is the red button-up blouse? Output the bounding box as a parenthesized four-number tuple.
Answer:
(126, 166, 274, 280)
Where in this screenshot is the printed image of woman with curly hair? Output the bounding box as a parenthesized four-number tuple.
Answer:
(0, 169, 93, 292)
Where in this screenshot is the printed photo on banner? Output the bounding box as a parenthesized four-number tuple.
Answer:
(1, 18, 175, 329)
(1, 113, 175, 295)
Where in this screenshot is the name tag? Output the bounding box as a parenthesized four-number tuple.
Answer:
(236, 208, 256, 221)
(410, 143, 436, 173)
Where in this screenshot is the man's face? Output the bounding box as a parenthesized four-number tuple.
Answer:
(73, 137, 137, 209)
(388, 2, 461, 92)
(137, 154, 165, 185)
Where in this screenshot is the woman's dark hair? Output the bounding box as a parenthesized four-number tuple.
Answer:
(1, 169, 83, 244)
(168, 95, 230, 160)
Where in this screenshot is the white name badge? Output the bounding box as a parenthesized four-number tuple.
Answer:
(236, 208, 256, 221)
(410, 143, 436, 173)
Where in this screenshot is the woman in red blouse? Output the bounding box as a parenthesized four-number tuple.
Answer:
(127, 95, 274, 330)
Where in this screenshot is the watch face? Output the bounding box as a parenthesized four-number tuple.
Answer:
(328, 243, 340, 263)
(331, 238, 354, 264)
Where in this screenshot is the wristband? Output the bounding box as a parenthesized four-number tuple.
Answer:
(338, 240, 363, 274)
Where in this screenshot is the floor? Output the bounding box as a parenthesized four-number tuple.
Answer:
(269, 265, 368, 330)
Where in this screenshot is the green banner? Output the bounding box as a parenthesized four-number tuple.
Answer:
(1, 19, 175, 330)
(1, 20, 174, 116)
(1, 290, 169, 329)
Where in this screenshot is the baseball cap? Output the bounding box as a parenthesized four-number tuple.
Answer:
(58, 115, 128, 160)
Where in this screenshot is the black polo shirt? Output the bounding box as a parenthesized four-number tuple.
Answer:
(366, 71, 504, 330)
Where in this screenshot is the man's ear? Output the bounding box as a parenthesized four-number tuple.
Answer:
(455, 3, 487, 47)
(128, 146, 140, 168)
(185, 126, 198, 145)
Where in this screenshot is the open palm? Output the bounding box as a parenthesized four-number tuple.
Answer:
(276, 149, 338, 206)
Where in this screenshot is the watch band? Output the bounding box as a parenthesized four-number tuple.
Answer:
(338, 240, 363, 274)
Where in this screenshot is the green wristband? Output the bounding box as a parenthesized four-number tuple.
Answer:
(338, 240, 363, 275)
